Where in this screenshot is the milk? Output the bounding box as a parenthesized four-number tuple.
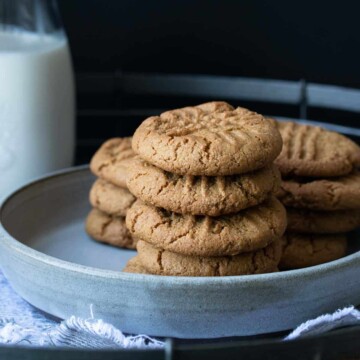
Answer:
(0, 30, 75, 199)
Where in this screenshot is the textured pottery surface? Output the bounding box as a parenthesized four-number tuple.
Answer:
(0, 167, 359, 339)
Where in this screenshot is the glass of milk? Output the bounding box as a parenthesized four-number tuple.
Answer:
(0, 0, 75, 200)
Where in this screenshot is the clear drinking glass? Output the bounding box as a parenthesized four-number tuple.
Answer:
(0, 0, 75, 199)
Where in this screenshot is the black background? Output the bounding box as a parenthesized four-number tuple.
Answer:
(59, 0, 360, 87)
(56, 1, 360, 163)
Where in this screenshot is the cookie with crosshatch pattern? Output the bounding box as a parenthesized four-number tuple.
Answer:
(126, 197, 286, 257)
(86, 208, 136, 249)
(132, 102, 282, 176)
(90, 137, 135, 188)
(277, 171, 360, 211)
(286, 207, 360, 234)
(126, 157, 281, 216)
(89, 179, 136, 217)
(272, 120, 360, 177)
(279, 233, 347, 270)
(133, 239, 281, 276)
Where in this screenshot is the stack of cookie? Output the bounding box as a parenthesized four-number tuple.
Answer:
(274, 121, 360, 269)
(124, 102, 287, 276)
(85, 137, 138, 249)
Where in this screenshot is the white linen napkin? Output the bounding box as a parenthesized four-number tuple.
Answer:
(0, 269, 163, 348)
(285, 306, 360, 340)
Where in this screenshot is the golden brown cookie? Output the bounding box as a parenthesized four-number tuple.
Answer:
(274, 121, 360, 177)
(90, 137, 135, 188)
(287, 208, 360, 234)
(126, 197, 287, 256)
(136, 239, 281, 276)
(123, 256, 150, 274)
(279, 233, 347, 270)
(278, 172, 360, 210)
(86, 208, 136, 249)
(127, 158, 281, 216)
(89, 179, 136, 217)
(132, 102, 282, 176)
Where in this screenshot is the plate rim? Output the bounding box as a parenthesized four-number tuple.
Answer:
(0, 165, 359, 286)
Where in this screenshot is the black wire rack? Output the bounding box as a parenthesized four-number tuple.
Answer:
(1, 73, 360, 360)
(74, 72, 360, 164)
(2, 325, 360, 360)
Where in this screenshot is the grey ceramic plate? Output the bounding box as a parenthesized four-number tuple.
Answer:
(0, 166, 359, 339)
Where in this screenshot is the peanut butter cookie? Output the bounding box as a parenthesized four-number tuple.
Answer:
(136, 239, 281, 276)
(86, 208, 136, 249)
(278, 172, 360, 210)
(127, 157, 280, 216)
(123, 256, 149, 274)
(274, 121, 360, 177)
(90, 137, 135, 188)
(287, 208, 360, 234)
(279, 233, 347, 269)
(126, 197, 287, 256)
(90, 179, 136, 217)
(132, 103, 282, 176)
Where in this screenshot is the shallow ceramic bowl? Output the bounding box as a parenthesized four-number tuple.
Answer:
(0, 166, 359, 339)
